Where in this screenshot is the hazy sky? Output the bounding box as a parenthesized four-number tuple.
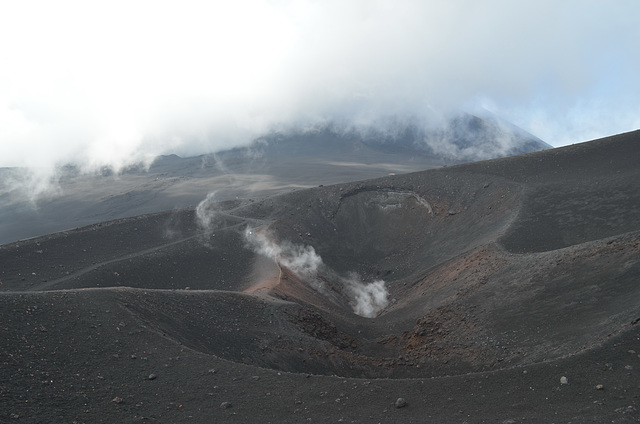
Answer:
(1, 0, 639, 171)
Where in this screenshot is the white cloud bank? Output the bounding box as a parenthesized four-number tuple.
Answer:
(1, 0, 639, 172)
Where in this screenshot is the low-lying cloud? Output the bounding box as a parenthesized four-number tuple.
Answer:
(244, 226, 388, 317)
(0, 167, 63, 205)
(2, 1, 639, 176)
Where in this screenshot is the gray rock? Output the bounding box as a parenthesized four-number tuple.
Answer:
(615, 405, 637, 415)
(395, 397, 408, 408)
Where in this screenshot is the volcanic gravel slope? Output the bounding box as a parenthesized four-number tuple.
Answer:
(1, 130, 640, 423)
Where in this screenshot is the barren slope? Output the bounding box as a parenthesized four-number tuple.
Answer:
(1, 131, 639, 422)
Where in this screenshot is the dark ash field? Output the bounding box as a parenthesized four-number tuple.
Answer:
(1, 130, 639, 423)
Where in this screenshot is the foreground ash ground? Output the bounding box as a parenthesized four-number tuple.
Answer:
(1, 130, 640, 423)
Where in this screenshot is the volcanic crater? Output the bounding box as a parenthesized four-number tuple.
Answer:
(3, 132, 639, 384)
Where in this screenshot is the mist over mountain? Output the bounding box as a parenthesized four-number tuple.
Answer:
(0, 113, 547, 245)
(1, 2, 638, 421)
(221, 111, 548, 159)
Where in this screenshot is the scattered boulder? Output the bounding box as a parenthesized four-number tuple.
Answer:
(615, 405, 637, 415)
(220, 401, 233, 409)
(395, 398, 408, 408)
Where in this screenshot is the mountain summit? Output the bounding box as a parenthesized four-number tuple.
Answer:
(222, 112, 550, 163)
(0, 113, 548, 244)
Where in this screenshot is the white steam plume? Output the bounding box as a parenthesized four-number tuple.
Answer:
(343, 273, 389, 319)
(244, 227, 389, 317)
(244, 227, 322, 281)
(196, 191, 219, 237)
